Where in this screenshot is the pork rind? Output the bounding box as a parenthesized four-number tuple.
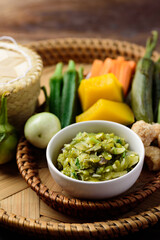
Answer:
(145, 146, 160, 171)
(152, 123, 160, 137)
(158, 134, 160, 148)
(132, 121, 160, 171)
(131, 120, 157, 147)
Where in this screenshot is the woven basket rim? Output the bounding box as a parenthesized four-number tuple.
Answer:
(25, 37, 160, 65)
(1, 37, 160, 238)
(24, 36, 147, 51)
(17, 137, 160, 215)
(25, 36, 160, 60)
(1, 205, 160, 238)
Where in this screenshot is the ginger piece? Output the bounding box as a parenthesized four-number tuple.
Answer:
(131, 120, 157, 147)
(145, 146, 160, 171)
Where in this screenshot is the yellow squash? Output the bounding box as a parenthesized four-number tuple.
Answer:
(78, 74, 123, 111)
(76, 99, 134, 125)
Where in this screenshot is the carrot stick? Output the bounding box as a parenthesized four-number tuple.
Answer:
(116, 56, 125, 61)
(110, 59, 118, 76)
(99, 58, 113, 75)
(90, 59, 103, 77)
(118, 62, 133, 96)
(128, 60, 136, 72)
(113, 57, 125, 79)
(100, 57, 125, 78)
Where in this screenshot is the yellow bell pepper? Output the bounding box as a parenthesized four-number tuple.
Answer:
(78, 73, 123, 111)
(76, 99, 134, 125)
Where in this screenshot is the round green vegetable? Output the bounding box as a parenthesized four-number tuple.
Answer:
(24, 112, 61, 149)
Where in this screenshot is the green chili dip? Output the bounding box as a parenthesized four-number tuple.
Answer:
(56, 132, 139, 182)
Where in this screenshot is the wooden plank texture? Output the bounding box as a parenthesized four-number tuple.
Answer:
(0, 162, 28, 201)
(0, 0, 160, 50)
(0, 188, 39, 219)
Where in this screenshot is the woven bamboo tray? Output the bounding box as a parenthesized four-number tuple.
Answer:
(1, 38, 160, 239)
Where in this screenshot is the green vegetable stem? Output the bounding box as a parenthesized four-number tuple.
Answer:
(131, 31, 158, 123)
(41, 86, 49, 112)
(157, 100, 160, 123)
(0, 92, 18, 164)
(78, 66, 84, 84)
(60, 60, 79, 128)
(76, 66, 84, 115)
(49, 62, 63, 118)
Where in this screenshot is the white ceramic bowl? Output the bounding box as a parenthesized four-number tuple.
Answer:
(46, 121, 145, 200)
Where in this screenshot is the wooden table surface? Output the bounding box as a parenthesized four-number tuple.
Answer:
(0, 0, 160, 239)
(1, 0, 160, 47)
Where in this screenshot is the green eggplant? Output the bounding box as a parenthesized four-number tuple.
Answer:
(0, 92, 18, 164)
(131, 31, 158, 123)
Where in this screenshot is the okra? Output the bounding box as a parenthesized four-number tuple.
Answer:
(60, 60, 79, 128)
(49, 62, 63, 118)
(131, 31, 158, 123)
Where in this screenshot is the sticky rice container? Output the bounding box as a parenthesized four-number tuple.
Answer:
(0, 40, 43, 130)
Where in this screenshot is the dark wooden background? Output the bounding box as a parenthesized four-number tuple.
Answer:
(0, 0, 160, 239)
(0, 0, 160, 49)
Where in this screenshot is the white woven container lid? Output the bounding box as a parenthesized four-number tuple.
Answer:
(0, 37, 43, 129)
(0, 44, 29, 83)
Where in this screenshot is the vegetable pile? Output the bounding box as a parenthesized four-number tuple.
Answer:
(76, 58, 135, 124)
(2, 30, 160, 170)
(44, 31, 160, 129)
(46, 59, 136, 127)
(57, 132, 139, 181)
(42, 30, 160, 173)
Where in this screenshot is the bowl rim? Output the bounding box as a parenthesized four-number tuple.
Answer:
(46, 120, 145, 185)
